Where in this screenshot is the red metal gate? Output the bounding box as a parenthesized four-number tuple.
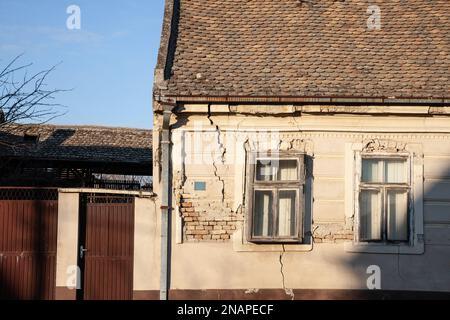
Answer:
(0, 188, 58, 300)
(79, 194, 134, 300)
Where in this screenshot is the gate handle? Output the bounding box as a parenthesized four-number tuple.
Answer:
(80, 245, 88, 259)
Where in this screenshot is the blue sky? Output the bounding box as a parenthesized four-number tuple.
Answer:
(0, 0, 165, 129)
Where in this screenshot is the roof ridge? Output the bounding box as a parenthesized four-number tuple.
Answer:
(1, 123, 152, 132)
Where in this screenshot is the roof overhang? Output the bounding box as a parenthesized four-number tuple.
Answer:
(161, 95, 450, 105)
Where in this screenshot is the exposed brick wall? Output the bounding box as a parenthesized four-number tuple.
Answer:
(179, 197, 354, 243)
(180, 195, 242, 241)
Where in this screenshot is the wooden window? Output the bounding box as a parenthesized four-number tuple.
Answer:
(359, 157, 410, 243)
(246, 152, 305, 243)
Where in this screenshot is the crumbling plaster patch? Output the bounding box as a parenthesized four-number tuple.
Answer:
(175, 124, 321, 242)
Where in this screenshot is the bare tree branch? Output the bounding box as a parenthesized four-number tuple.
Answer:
(0, 54, 68, 133)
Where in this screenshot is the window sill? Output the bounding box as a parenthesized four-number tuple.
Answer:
(247, 239, 303, 244)
(232, 228, 313, 252)
(344, 241, 424, 255)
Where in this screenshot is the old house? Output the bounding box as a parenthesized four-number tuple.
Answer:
(151, 0, 450, 299)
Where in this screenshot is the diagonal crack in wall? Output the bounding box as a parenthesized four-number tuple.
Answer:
(207, 108, 226, 202)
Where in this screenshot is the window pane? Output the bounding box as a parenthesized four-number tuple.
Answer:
(256, 159, 298, 181)
(385, 160, 406, 183)
(359, 190, 382, 241)
(277, 190, 297, 237)
(256, 160, 274, 181)
(253, 191, 273, 237)
(387, 190, 408, 241)
(362, 159, 381, 182)
(278, 160, 298, 181)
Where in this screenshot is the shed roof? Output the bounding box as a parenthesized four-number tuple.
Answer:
(0, 124, 152, 167)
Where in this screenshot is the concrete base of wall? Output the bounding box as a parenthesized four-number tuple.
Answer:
(54, 288, 450, 300)
(133, 289, 450, 300)
(55, 287, 77, 300)
(55, 288, 159, 300)
(133, 291, 160, 300)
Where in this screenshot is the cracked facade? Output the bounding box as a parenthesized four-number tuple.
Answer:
(147, 0, 450, 299)
(148, 107, 450, 299)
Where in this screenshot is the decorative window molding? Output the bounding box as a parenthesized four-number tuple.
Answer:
(345, 140, 424, 254)
(235, 137, 314, 252)
(362, 138, 407, 153)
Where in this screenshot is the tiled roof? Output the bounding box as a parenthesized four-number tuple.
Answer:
(0, 124, 152, 164)
(155, 0, 450, 100)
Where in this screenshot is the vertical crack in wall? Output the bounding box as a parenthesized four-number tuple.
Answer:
(397, 252, 406, 282)
(279, 244, 295, 300)
(207, 108, 226, 202)
(279, 245, 286, 288)
(291, 113, 303, 132)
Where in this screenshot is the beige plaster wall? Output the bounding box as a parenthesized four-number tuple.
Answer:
(151, 107, 450, 292)
(133, 197, 160, 291)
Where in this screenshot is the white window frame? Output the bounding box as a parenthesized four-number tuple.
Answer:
(356, 154, 412, 244)
(345, 143, 424, 255)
